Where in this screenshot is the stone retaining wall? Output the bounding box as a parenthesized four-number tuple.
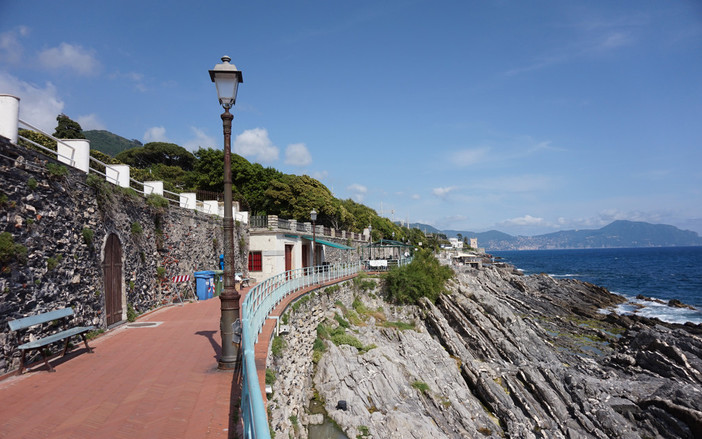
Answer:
(0, 137, 247, 374)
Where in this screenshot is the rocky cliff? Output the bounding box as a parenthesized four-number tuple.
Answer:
(268, 265, 702, 438)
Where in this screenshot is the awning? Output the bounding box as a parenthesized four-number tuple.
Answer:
(303, 236, 355, 250)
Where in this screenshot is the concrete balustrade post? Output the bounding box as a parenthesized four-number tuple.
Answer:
(57, 139, 91, 173)
(144, 181, 164, 196)
(203, 200, 219, 216)
(0, 95, 20, 144)
(105, 164, 130, 188)
(180, 193, 196, 209)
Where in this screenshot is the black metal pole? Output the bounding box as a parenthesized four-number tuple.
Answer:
(218, 107, 239, 370)
(312, 220, 316, 268)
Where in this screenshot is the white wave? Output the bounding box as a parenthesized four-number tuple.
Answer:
(601, 295, 702, 325)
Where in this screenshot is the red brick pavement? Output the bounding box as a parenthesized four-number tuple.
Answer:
(0, 274, 358, 439)
(0, 295, 243, 439)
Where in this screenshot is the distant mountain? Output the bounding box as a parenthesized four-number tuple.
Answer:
(84, 130, 142, 157)
(440, 220, 702, 251)
(408, 222, 443, 235)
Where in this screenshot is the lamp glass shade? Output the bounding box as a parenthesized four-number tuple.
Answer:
(310, 209, 317, 221)
(213, 73, 239, 109)
(209, 56, 243, 109)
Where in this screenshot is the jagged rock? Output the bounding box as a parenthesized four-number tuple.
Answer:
(269, 262, 702, 439)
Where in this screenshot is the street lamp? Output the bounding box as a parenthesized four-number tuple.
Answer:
(368, 224, 372, 260)
(310, 209, 317, 267)
(210, 56, 243, 370)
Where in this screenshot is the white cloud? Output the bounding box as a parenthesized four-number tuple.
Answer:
(472, 174, 553, 193)
(234, 128, 279, 164)
(599, 32, 633, 49)
(347, 183, 367, 202)
(143, 126, 168, 143)
(411, 194, 421, 200)
(502, 215, 546, 227)
(433, 186, 456, 198)
(38, 43, 100, 76)
(311, 170, 328, 181)
(284, 143, 312, 166)
(0, 71, 64, 132)
(109, 71, 146, 92)
(0, 27, 29, 64)
(76, 114, 105, 131)
(451, 147, 491, 166)
(184, 127, 216, 151)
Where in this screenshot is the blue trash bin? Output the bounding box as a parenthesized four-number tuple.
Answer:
(194, 270, 215, 300)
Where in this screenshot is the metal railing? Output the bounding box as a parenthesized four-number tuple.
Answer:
(240, 261, 363, 439)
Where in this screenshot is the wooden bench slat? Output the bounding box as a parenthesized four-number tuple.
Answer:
(8, 308, 75, 331)
(16, 326, 97, 350)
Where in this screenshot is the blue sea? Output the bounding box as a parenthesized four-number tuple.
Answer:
(492, 247, 702, 325)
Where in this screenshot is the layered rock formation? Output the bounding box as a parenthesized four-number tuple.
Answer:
(268, 264, 702, 438)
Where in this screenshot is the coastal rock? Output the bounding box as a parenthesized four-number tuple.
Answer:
(268, 263, 702, 439)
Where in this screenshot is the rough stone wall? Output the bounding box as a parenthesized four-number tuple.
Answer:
(322, 238, 362, 265)
(0, 137, 247, 374)
(267, 281, 358, 439)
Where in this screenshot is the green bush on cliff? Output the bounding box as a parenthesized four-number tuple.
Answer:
(0, 232, 27, 265)
(383, 249, 453, 305)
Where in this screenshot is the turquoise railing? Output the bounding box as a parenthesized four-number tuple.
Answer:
(240, 261, 363, 439)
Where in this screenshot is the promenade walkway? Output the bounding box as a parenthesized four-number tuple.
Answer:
(0, 273, 358, 439)
(0, 294, 246, 439)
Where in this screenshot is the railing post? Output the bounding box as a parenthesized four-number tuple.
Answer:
(144, 181, 164, 196)
(57, 139, 90, 173)
(179, 192, 197, 209)
(0, 95, 20, 144)
(105, 164, 130, 188)
(203, 200, 219, 215)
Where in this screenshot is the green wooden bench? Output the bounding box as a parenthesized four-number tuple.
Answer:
(8, 308, 96, 374)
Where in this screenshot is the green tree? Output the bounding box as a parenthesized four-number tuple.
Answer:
(53, 114, 85, 139)
(116, 142, 195, 171)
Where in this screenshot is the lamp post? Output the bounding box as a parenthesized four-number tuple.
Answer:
(209, 56, 243, 370)
(310, 209, 317, 267)
(368, 224, 372, 260)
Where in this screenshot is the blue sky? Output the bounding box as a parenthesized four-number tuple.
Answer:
(1, 1, 701, 236)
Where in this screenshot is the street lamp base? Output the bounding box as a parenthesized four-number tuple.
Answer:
(217, 359, 239, 370)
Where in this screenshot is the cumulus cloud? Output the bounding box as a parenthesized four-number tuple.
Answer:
(284, 143, 312, 166)
(0, 71, 64, 132)
(38, 43, 101, 76)
(143, 126, 168, 143)
(234, 128, 279, 164)
(76, 114, 105, 131)
(0, 27, 30, 64)
(451, 147, 491, 167)
(347, 183, 368, 202)
(433, 186, 456, 198)
(184, 127, 216, 151)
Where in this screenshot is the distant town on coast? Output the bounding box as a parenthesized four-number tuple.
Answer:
(411, 219, 702, 251)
